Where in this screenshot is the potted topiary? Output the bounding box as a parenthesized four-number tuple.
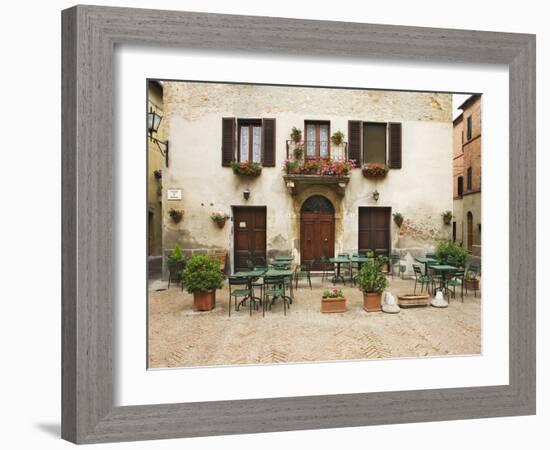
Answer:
(210, 211, 229, 229)
(290, 126, 302, 143)
(435, 241, 468, 267)
(356, 259, 388, 312)
(464, 270, 480, 291)
(392, 212, 404, 227)
(293, 145, 304, 161)
(167, 243, 186, 287)
(331, 130, 345, 146)
(442, 210, 453, 225)
(181, 255, 225, 311)
(168, 208, 184, 223)
(321, 287, 346, 313)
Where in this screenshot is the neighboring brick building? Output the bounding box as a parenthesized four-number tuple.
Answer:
(452, 94, 481, 255)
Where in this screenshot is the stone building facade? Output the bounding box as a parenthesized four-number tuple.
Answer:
(452, 94, 482, 256)
(146, 81, 165, 274)
(154, 81, 454, 274)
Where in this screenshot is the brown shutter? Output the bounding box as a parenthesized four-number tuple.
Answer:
(262, 118, 276, 167)
(221, 117, 236, 166)
(348, 120, 362, 165)
(388, 122, 402, 168)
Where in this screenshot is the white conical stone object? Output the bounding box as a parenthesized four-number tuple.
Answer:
(382, 291, 400, 313)
(431, 290, 449, 308)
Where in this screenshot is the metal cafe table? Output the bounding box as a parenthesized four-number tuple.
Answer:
(415, 257, 438, 275)
(427, 264, 457, 293)
(329, 256, 351, 284)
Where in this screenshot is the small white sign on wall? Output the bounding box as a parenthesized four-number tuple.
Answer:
(166, 189, 182, 200)
(239, 222, 246, 228)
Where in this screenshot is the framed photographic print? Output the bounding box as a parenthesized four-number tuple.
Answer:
(61, 5, 536, 444)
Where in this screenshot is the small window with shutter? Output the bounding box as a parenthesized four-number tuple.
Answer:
(467, 167, 473, 191)
(457, 176, 464, 197)
(363, 122, 387, 164)
(222, 117, 276, 166)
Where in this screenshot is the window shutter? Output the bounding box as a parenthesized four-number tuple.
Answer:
(221, 117, 236, 166)
(348, 120, 362, 165)
(388, 122, 402, 169)
(262, 118, 276, 167)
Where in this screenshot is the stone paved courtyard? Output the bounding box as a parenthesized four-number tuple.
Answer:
(148, 276, 481, 368)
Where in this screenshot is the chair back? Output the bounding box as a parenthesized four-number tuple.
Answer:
(426, 252, 437, 259)
(272, 262, 290, 270)
(338, 253, 350, 259)
(264, 275, 285, 288)
(246, 259, 255, 270)
(228, 276, 249, 286)
(413, 264, 423, 276)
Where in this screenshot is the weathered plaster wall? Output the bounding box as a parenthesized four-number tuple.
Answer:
(146, 82, 165, 258)
(161, 82, 453, 272)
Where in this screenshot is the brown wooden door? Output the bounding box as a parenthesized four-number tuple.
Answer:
(300, 212, 335, 270)
(358, 207, 391, 256)
(233, 207, 266, 272)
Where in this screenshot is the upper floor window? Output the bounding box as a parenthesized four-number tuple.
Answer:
(457, 176, 464, 197)
(238, 119, 262, 163)
(467, 167, 473, 191)
(363, 122, 387, 164)
(305, 121, 330, 158)
(467, 115, 473, 141)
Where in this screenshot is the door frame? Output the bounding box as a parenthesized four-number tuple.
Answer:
(357, 206, 392, 256)
(231, 205, 267, 273)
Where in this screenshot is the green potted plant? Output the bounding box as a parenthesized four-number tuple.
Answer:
(168, 208, 183, 223)
(356, 259, 388, 312)
(290, 126, 302, 143)
(392, 212, 404, 227)
(210, 211, 229, 228)
(321, 287, 346, 313)
(293, 144, 304, 161)
(442, 210, 453, 225)
(331, 130, 345, 146)
(435, 241, 468, 267)
(167, 243, 186, 287)
(181, 255, 225, 311)
(464, 270, 480, 291)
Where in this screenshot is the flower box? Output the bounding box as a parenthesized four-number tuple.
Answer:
(361, 163, 389, 178)
(321, 288, 346, 313)
(284, 158, 355, 176)
(230, 161, 262, 176)
(464, 279, 479, 290)
(321, 297, 347, 313)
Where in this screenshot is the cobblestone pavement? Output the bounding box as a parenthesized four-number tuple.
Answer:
(148, 276, 481, 368)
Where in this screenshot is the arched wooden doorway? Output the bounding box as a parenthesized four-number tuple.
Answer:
(300, 195, 335, 270)
(467, 211, 473, 252)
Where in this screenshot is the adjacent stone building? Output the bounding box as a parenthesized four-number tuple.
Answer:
(152, 81, 454, 274)
(452, 94, 482, 256)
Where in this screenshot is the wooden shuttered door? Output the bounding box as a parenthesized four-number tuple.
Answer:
(221, 117, 236, 166)
(262, 118, 276, 167)
(348, 120, 362, 165)
(388, 122, 402, 169)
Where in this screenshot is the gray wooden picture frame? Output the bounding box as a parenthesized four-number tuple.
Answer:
(61, 5, 536, 444)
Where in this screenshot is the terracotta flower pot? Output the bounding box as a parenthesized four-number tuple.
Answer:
(464, 279, 479, 290)
(215, 218, 226, 229)
(193, 290, 216, 311)
(363, 292, 382, 312)
(397, 293, 430, 307)
(321, 297, 346, 313)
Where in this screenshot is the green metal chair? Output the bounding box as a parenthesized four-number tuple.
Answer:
(447, 269, 465, 302)
(413, 264, 433, 295)
(294, 259, 313, 289)
(228, 276, 253, 317)
(389, 252, 400, 279)
(263, 276, 291, 316)
(320, 255, 334, 283)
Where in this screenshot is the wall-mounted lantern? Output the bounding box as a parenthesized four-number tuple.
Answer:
(243, 188, 251, 200)
(372, 190, 380, 202)
(147, 106, 169, 167)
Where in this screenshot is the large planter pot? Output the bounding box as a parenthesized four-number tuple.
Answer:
(397, 293, 430, 307)
(464, 279, 479, 290)
(193, 290, 216, 311)
(215, 218, 226, 229)
(321, 297, 346, 313)
(363, 292, 382, 312)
